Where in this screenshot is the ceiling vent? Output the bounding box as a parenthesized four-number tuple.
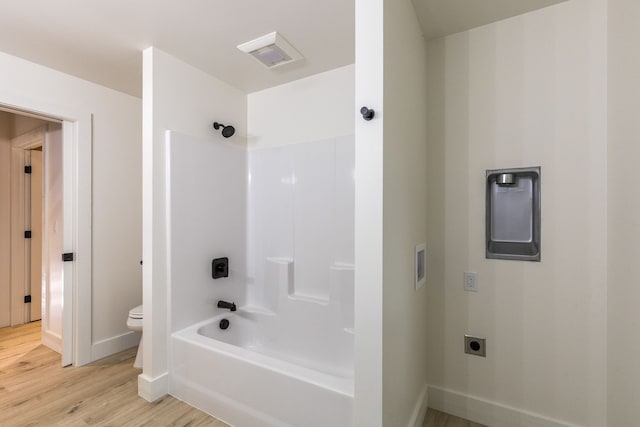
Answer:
(237, 32, 303, 69)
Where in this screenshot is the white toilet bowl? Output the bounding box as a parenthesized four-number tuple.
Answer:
(127, 305, 143, 369)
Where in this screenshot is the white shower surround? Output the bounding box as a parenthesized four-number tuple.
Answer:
(166, 131, 355, 426)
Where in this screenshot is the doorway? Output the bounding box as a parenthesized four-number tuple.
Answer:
(0, 110, 67, 364)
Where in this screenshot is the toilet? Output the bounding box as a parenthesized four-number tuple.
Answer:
(127, 305, 143, 369)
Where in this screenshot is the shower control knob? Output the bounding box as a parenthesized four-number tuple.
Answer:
(360, 106, 375, 121)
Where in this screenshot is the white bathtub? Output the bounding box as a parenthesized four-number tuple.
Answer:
(170, 310, 354, 427)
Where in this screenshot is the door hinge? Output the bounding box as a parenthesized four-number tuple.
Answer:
(62, 252, 74, 262)
(24, 295, 32, 303)
(24, 230, 32, 239)
(24, 165, 32, 174)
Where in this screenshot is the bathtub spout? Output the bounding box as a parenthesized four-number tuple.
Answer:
(217, 300, 237, 311)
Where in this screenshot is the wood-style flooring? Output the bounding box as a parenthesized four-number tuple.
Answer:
(0, 321, 483, 427)
(423, 408, 486, 427)
(0, 321, 227, 426)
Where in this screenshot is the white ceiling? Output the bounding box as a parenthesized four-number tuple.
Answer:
(0, 0, 565, 98)
(412, 0, 567, 40)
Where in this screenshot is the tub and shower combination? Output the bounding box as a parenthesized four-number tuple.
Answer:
(172, 297, 353, 426)
(166, 131, 355, 426)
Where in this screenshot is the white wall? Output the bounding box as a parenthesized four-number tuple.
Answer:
(247, 65, 354, 149)
(425, 1, 607, 425)
(0, 50, 142, 364)
(382, 0, 430, 425)
(607, 0, 640, 425)
(142, 47, 247, 400)
(90, 90, 142, 356)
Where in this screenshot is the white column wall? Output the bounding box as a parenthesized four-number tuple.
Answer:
(141, 47, 247, 401)
(354, 0, 385, 424)
(355, 0, 432, 424)
(381, 0, 430, 425)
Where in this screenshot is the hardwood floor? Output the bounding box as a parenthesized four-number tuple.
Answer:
(1, 321, 483, 427)
(423, 408, 487, 427)
(0, 321, 227, 426)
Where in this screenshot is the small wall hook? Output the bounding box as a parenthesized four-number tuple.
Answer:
(360, 106, 375, 121)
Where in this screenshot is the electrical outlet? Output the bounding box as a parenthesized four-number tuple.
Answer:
(464, 272, 477, 292)
(464, 335, 486, 357)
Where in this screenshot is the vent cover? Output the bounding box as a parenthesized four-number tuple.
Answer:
(237, 32, 303, 69)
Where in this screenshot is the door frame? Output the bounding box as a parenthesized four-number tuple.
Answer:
(2, 104, 92, 367)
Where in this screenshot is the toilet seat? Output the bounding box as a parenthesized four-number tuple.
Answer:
(129, 305, 143, 319)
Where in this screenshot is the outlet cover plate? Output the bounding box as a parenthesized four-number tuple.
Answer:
(416, 243, 426, 290)
(464, 272, 478, 292)
(464, 335, 486, 357)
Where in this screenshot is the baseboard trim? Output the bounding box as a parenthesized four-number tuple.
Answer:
(41, 328, 62, 353)
(91, 330, 141, 362)
(408, 382, 429, 427)
(138, 372, 169, 402)
(428, 386, 579, 427)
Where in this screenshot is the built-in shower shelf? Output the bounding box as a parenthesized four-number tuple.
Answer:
(239, 305, 276, 316)
(330, 262, 355, 271)
(288, 294, 330, 306)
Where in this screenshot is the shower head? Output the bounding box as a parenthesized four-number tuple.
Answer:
(213, 122, 235, 138)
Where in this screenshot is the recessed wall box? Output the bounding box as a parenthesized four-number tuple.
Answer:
(415, 243, 426, 290)
(486, 167, 541, 262)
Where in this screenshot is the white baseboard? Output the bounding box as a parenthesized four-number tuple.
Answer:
(408, 382, 429, 427)
(41, 328, 62, 353)
(91, 330, 141, 362)
(428, 386, 580, 427)
(138, 372, 169, 402)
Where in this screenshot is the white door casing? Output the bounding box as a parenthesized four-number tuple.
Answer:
(60, 121, 74, 367)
